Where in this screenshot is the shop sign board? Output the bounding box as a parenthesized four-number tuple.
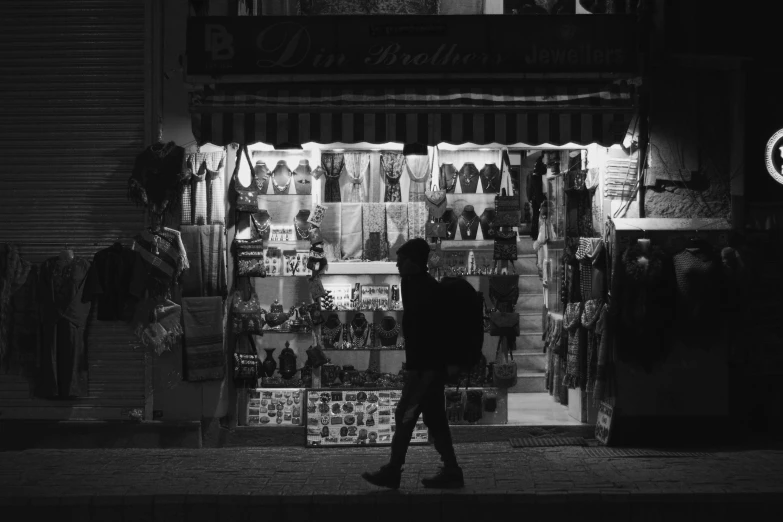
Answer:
(595, 401, 615, 446)
(305, 388, 428, 446)
(187, 15, 639, 79)
(764, 128, 783, 186)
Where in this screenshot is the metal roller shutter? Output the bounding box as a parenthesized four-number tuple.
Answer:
(0, 0, 151, 419)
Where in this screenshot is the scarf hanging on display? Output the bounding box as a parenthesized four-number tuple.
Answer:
(133, 297, 183, 356)
(182, 150, 226, 225)
(407, 202, 428, 239)
(404, 152, 432, 203)
(562, 301, 585, 389)
(385, 203, 409, 260)
(340, 203, 364, 260)
(362, 203, 388, 261)
(182, 296, 225, 382)
(0, 244, 32, 367)
(381, 152, 405, 202)
(576, 238, 604, 301)
(321, 152, 344, 203)
(320, 201, 342, 262)
(179, 226, 203, 297)
(564, 170, 594, 238)
(592, 304, 610, 404)
(200, 225, 226, 298)
(299, 0, 440, 15)
(7, 264, 37, 377)
(343, 152, 370, 203)
(581, 298, 604, 393)
(127, 142, 187, 221)
(133, 229, 188, 297)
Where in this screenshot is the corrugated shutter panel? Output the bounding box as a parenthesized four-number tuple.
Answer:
(0, 0, 149, 417)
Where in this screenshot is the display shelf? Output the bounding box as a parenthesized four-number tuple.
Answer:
(322, 348, 404, 352)
(440, 239, 496, 252)
(323, 262, 398, 275)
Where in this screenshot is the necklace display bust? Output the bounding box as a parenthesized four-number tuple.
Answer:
(294, 159, 313, 195)
(252, 209, 271, 240)
(294, 209, 312, 240)
(272, 160, 293, 194)
(347, 313, 370, 349)
(458, 162, 479, 194)
(321, 314, 342, 348)
(375, 316, 400, 347)
(254, 161, 270, 194)
(458, 205, 480, 240)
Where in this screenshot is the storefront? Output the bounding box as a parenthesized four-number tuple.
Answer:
(177, 13, 641, 445)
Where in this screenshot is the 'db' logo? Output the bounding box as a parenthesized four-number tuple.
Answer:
(765, 128, 783, 186)
(205, 24, 235, 61)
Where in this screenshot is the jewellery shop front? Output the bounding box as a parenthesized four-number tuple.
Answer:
(184, 14, 639, 446)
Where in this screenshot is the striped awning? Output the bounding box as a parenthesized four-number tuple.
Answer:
(190, 81, 638, 147)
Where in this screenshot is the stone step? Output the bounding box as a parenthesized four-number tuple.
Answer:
(517, 292, 544, 313)
(516, 332, 545, 353)
(513, 255, 538, 276)
(518, 274, 542, 294)
(518, 313, 544, 333)
(507, 371, 547, 393)
(516, 352, 547, 372)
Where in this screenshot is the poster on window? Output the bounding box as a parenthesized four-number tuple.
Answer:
(246, 388, 305, 426)
(305, 389, 429, 446)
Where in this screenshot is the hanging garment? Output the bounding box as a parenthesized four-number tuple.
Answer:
(37, 256, 91, 398)
(182, 297, 225, 382)
(133, 297, 183, 356)
(299, 0, 440, 15)
(592, 304, 610, 404)
(405, 152, 432, 202)
(179, 225, 227, 298)
(562, 301, 585, 390)
(407, 202, 428, 240)
(132, 229, 189, 298)
(362, 203, 387, 261)
(673, 242, 722, 342)
(7, 264, 38, 377)
(179, 226, 203, 297)
(458, 162, 480, 194)
(127, 142, 187, 219)
(341, 203, 364, 260)
(581, 298, 604, 394)
(386, 203, 409, 260)
(381, 152, 405, 202)
(320, 202, 342, 262)
(527, 161, 545, 239)
(0, 244, 32, 368)
(82, 243, 143, 321)
(479, 163, 501, 194)
(182, 150, 226, 225)
(575, 238, 604, 300)
(321, 152, 344, 203)
(343, 152, 370, 203)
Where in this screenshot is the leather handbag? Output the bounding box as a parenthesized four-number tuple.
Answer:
(494, 188, 521, 227)
(424, 190, 447, 219)
(231, 289, 266, 335)
(425, 221, 449, 239)
(492, 338, 517, 388)
(489, 310, 520, 337)
(234, 238, 266, 277)
(234, 335, 260, 381)
(234, 145, 260, 212)
(488, 275, 520, 306)
(493, 230, 518, 261)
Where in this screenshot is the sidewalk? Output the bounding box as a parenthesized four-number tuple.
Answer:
(2, 441, 783, 521)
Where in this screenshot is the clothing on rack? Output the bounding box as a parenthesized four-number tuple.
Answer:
(182, 150, 226, 226)
(127, 142, 187, 219)
(182, 296, 225, 382)
(82, 243, 143, 321)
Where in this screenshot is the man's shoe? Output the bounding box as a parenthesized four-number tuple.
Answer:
(421, 465, 464, 489)
(361, 464, 402, 489)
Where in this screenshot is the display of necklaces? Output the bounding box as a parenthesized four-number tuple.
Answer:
(345, 313, 371, 349)
(375, 316, 401, 347)
(440, 163, 458, 193)
(254, 160, 270, 194)
(321, 314, 343, 348)
(458, 205, 480, 239)
(293, 159, 313, 195)
(480, 208, 497, 239)
(458, 162, 480, 193)
(271, 160, 293, 195)
(294, 210, 312, 240)
(251, 210, 271, 240)
(479, 163, 501, 194)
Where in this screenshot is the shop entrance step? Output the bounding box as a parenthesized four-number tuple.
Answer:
(517, 332, 545, 353)
(507, 371, 547, 393)
(517, 352, 547, 372)
(518, 292, 544, 313)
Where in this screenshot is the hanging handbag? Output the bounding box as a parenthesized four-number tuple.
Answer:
(488, 275, 520, 307)
(424, 190, 447, 219)
(309, 276, 327, 300)
(494, 188, 521, 227)
(493, 229, 518, 261)
(234, 145, 260, 212)
(492, 338, 518, 388)
(231, 289, 266, 335)
(425, 220, 449, 239)
(234, 335, 260, 381)
(489, 310, 520, 336)
(234, 238, 266, 277)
